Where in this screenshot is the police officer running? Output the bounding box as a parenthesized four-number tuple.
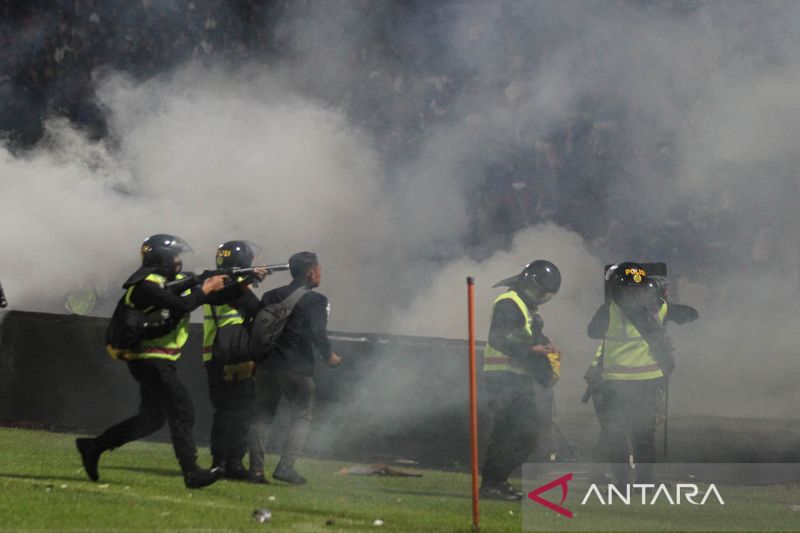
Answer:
(480, 260, 563, 500)
(202, 241, 268, 480)
(76, 234, 227, 488)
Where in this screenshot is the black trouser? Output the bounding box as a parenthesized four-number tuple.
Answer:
(481, 372, 539, 487)
(597, 378, 661, 483)
(206, 362, 255, 467)
(95, 359, 198, 469)
(248, 366, 315, 473)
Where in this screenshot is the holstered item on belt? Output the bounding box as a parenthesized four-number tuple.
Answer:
(223, 361, 255, 382)
(106, 344, 135, 361)
(582, 365, 604, 403)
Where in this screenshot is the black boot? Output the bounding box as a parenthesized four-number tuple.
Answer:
(479, 481, 522, 501)
(248, 470, 270, 484)
(182, 461, 223, 489)
(223, 460, 250, 481)
(76, 438, 102, 482)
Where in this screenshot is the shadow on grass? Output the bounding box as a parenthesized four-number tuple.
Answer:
(0, 472, 85, 484)
(377, 486, 471, 500)
(104, 465, 179, 478)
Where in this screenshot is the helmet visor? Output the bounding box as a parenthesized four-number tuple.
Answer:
(616, 285, 653, 307)
(168, 236, 193, 254)
(243, 241, 262, 264)
(524, 284, 556, 305)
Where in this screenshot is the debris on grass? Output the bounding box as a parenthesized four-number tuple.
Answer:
(325, 519, 336, 526)
(373, 518, 384, 526)
(338, 463, 422, 477)
(253, 509, 272, 523)
(268, 495, 276, 501)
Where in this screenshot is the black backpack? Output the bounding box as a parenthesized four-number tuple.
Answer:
(247, 287, 309, 363)
(105, 298, 174, 360)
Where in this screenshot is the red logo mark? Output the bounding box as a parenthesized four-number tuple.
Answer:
(527, 473, 573, 518)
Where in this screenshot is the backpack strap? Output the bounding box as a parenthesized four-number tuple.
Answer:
(282, 286, 310, 311)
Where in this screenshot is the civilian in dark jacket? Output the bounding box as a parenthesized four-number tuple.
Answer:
(248, 252, 341, 485)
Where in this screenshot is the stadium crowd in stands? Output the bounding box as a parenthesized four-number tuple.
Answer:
(0, 1, 746, 287)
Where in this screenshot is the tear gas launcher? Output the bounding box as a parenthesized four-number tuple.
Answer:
(165, 263, 290, 292)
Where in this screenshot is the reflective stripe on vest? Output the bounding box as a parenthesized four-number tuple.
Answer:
(202, 302, 245, 362)
(483, 290, 535, 375)
(595, 300, 668, 381)
(130, 273, 191, 362)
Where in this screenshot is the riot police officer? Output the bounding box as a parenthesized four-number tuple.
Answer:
(586, 262, 681, 485)
(480, 260, 563, 500)
(202, 241, 267, 480)
(77, 234, 227, 488)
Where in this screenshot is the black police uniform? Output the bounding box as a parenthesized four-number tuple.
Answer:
(481, 293, 555, 494)
(78, 271, 215, 486)
(204, 284, 261, 476)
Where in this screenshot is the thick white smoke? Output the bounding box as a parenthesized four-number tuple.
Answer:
(3, 1, 800, 419)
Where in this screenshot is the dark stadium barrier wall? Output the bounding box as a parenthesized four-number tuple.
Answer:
(1, 311, 798, 467)
(0, 310, 482, 466)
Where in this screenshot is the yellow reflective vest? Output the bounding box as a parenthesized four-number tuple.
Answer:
(126, 273, 191, 362)
(483, 290, 536, 375)
(202, 302, 245, 363)
(593, 300, 668, 381)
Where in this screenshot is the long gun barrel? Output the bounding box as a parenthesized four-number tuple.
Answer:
(166, 263, 290, 291)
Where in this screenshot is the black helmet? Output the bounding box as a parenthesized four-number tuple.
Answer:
(141, 234, 192, 277)
(216, 240, 260, 269)
(494, 259, 561, 304)
(606, 262, 652, 306)
(648, 274, 669, 301)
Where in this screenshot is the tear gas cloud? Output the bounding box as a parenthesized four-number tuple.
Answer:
(2, 1, 800, 419)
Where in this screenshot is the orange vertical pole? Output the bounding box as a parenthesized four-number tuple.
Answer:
(467, 277, 480, 532)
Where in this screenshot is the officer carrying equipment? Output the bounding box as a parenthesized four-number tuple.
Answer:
(479, 259, 563, 501)
(485, 260, 562, 385)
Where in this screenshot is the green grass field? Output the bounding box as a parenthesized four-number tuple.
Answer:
(0, 427, 519, 531)
(1, 427, 799, 532)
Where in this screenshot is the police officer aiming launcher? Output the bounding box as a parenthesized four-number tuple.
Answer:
(202, 240, 271, 481)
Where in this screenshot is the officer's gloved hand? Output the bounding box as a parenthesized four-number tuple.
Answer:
(251, 267, 268, 282)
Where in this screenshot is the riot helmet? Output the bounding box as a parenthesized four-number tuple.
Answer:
(494, 259, 561, 305)
(141, 234, 192, 278)
(606, 262, 652, 307)
(216, 240, 261, 269)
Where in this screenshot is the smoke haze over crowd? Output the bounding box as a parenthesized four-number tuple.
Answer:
(2, 1, 800, 419)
